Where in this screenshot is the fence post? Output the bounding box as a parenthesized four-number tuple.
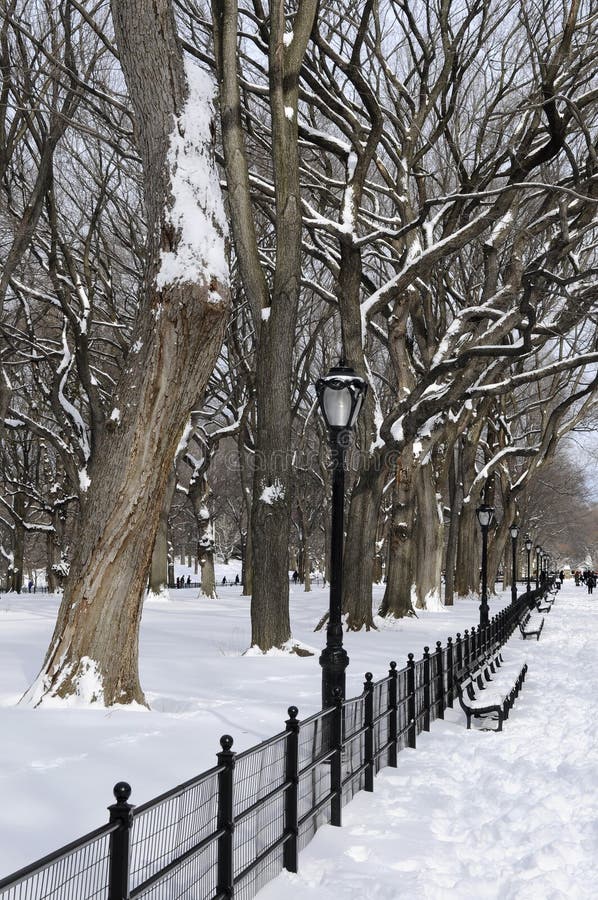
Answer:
(330, 689, 343, 827)
(364, 673, 374, 792)
(108, 782, 133, 900)
(388, 661, 398, 767)
(423, 647, 431, 732)
(283, 707, 299, 873)
(456, 632, 463, 671)
(407, 653, 416, 749)
(217, 734, 235, 898)
(463, 629, 470, 666)
(435, 641, 445, 719)
(446, 637, 454, 708)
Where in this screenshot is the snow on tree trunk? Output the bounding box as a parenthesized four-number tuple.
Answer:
(414, 460, 444, 610)
(197, 504, 217, 600)
(22, 0, 230, 707)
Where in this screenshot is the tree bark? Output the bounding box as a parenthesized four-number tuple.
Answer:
(344, 461, 387, 631)
(23, 0, 229, 706)
(414, 460, 443, 609)
(212, 0, 317, 648)
(443, 445, 460, 606)
(378, 458, 416, 619)
(148, 468, 176, 598)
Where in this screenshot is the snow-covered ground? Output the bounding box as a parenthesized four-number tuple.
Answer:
(0, 575, 595, 898)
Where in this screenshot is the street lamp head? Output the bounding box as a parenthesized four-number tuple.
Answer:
(475, 504, 494, 529)
(510, 523, 519, 540)
(535, 544, 541, 554)
(525, 535, 533, 552)
(316, 362, 368, 433)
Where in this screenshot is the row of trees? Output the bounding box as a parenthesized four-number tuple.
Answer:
(0, 0, 596, 705)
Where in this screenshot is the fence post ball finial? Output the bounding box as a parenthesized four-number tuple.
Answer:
(113, 782, 132, 803)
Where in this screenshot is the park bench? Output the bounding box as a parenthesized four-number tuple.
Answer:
(536, 595, 553, 613)
(519, 609, 544, 640)
(456, 651, 527, 732)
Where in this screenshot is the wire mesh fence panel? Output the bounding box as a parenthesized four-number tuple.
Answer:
(297, 708, 335, 851)
(131, 840, 218, 900)
(234, 811, 285, 900)
(396, 666, 411, 752)
(129, 769, 220, 893)
(233, 733, 288, 884)
(342, 696, 365, 803)
(0, 826, 113, 900)
(372, 678, 390, 774)
(429, 654, 440, 725)
(414, 659, 427, 735)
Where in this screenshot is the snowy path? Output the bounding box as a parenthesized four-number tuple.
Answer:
(258, 588, 598, 900)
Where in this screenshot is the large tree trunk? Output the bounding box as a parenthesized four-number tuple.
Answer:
(148, 468, 176, 598)
(193, 488, 217, 600)
(378, 458, 416, 619)
(250, 332, 293, 646)
(443, 445, 460, 606)
(413, 460, 444, 609)
(11, 491, 25, 594)
(212, 0, 317, 648)
(344, 461, 387, 631)
(454, 429, 483, 598)
(22, 0, 229, 706)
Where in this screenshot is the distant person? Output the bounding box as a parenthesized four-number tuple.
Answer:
(222, 576, 227, 585)
(235, 574, 240, 585)
(186, 575, 191, 587)
(292, 571, 299, 584)
(28, 580, 33, 593)
(588, 573, 596, 596)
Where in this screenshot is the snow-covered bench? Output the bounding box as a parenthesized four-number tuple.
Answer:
(536, 596, 553, 614)
(519, 610, 545, 640)
(456, 652, 528, 732)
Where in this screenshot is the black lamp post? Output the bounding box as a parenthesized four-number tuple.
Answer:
(476, 504, 494, 628)
(525, 535, 532, 594)
(316, 362, 367, 708)
(510, 523, 519, 605)
(535, 545, 541, 589)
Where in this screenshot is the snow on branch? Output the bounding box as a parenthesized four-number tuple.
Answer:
(467, 352, 598, 398)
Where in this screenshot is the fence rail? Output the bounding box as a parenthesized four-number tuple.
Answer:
(0, 585, 548, 900)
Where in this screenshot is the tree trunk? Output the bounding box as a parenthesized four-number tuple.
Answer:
(250, 336, 292, 645)
(22, 0, 229, 706)
(454, 430, 483, 598)
(12, 492, 25, 594)
(378, 458, 416, 619)
(455, 501, 479, 598)
(344, 460, 387, 630)
(413, 460, 444, 609)
(196, 506, 217, 600)
(148, 467, 176, 598)
(443, 446, 460, 606)
(303, 540, 311, 592)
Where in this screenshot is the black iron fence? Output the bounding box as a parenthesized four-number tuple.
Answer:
(0, 587, 544, 900)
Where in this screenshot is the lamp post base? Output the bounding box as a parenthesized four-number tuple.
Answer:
(320, 643, 349, 709)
